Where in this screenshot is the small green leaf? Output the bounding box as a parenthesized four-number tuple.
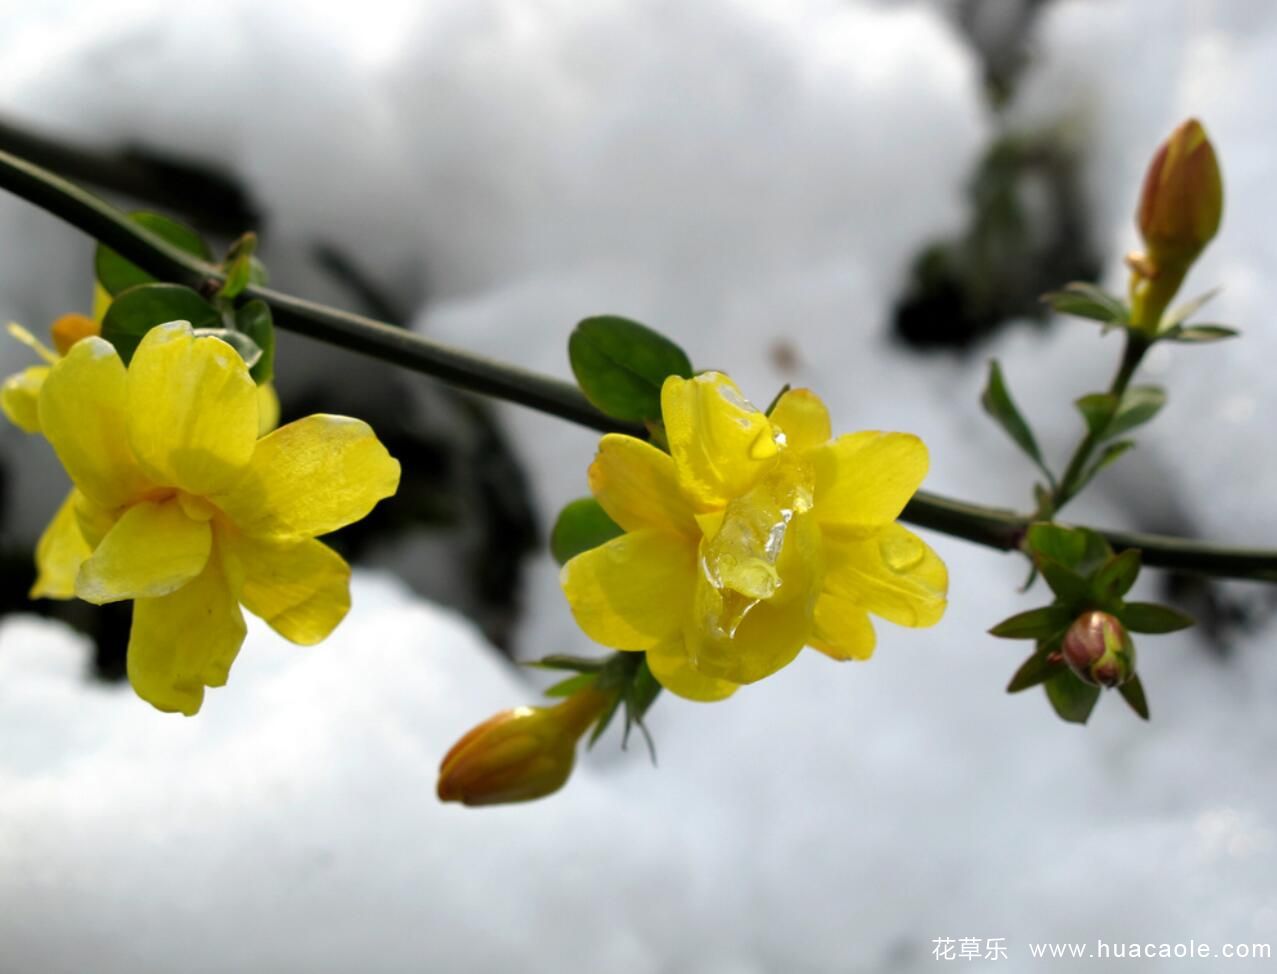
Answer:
(988, 605, 1074, 640)
(1107, 386, 1166, 439)
(981, 360, 1053, 483)
(1042, 282, 1129, 324)
(95, 212, 212, 296)
(550, 498, 624, 565)
(543, 673, 598, 698)
(1118, 674, 1150, 720)
(219, 232, 258, 300)
(568, 315, 694, 423)
(1075, 393, 1118, 437)
(1006, 648, 1062, 693)
(1092, 549, 1141, 605)
(1037, 559, 1090, 605)
(1044, 669, 1101, 724)
(1164, 324, 1240, 343)
(1159, 287, 1220, 331)
(191, 327, 262, 370)
(99, 283, 220, 364)
(1120, 602, 1195, 634)
(235, 299, 275, 383)
(525, 654, 608, 674)
(1075, 440, 1136, 493)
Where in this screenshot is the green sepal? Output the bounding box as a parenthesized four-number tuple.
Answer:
(99, 283, 220, 364)
(550, 497, 624, 565)
(568, 315, 693, 423)
(95, 212, 212, 296)
(235, 299, 275, 383)
(543, 672, 598, 698)
(1042, 282, 1129, 324)
(1044, 668, 1101, 724)
(1091, 549, 1141, 606)
(1118, 673, 1150, 720)
(981, 360, 1054, 484)
(1037, 559, 1090, 605)
(1158, 287, 1220, 332)
(1006, 645, 1063, 693)
(988, 605, 1074, 640)
(1119, 602, 1195, 634)
(524, 654, 608, 674)
(1161, 324, 1240, 343)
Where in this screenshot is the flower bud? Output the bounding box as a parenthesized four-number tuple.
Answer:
(1136, 118, 1222, 270)
(1061, 611, 1135, 688)
(49, 313, 100, 357)
(437, 689, 608, 807)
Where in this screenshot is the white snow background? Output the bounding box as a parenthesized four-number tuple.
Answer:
(1, 1, 1276, 971)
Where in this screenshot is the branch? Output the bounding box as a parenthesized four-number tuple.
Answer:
(2, 146, 1275, 582)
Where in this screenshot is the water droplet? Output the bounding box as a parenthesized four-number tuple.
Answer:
(880, 533, 924, 572)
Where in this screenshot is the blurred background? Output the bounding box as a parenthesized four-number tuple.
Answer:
(2, 1, 1275, 971)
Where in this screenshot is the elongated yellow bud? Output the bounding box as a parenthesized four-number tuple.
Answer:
(1137, 118, 1222, 268)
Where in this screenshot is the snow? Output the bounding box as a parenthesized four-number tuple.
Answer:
(1, 1, 1276, 972)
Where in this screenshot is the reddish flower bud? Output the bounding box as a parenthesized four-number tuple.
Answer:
(49, 313, 100, 357)
(1061, 611, 1135, 688)
(1136, 118, 1223, 270)
(437, 689, 608, 807)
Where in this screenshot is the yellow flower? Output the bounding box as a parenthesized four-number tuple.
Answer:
(561, 372, 947, 701)
(32, 320, 400, 715)
(437, 689, 609, 806)
(2, 315, 98, 433)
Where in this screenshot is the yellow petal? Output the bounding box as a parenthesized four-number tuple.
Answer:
(822, 523, 947, 628)
(127, 549, 246, 716)
(813, 431, 929, 535)
(587, 434, 697, 537)
(38, 337, 149, 509)
(226, 533, 351, 645)
(256, 381, 281, 435)
(215, 415, 400, 541)
(1, 365, 48, 434)
(661, 372, 780, 512)
(560, 528, 695, 650)
(126, 322, 258, 495)
(30, 490, 93, 599)
(75, 497, 211, 604)
(810, 594, 877, 661)
(646, 637, 738, 702)
(768, 388, 831, 453)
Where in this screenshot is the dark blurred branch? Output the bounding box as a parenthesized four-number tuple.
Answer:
(3, 146, 1277, 582)
(0, 116, 258, 234)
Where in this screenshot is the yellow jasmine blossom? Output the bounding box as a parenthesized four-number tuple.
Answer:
(32, 320, 400, 715)
(437, 689, 609, 806)
(561, 372, 947, 702)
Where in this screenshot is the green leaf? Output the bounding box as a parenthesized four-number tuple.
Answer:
(1075, 393, 1118, 437)
(1120, 602, 1195, 634)
(1164, 324, 1240, 343)
(1076, 440, 1136, 493)
(99, 283, 220, 364)
(568, 315, 694, 423)
(219, 233, 258, 300)
(191, 327, 262, 370)
(1107, 386, 1166, 439)
(988, 605, 1074, 640)
(981, 360, 1052, 482)
(524, 654, 608, 674)
(1159, 287, 1220, 331)
(550, 498, 624, 565)
(95, 212, 212, 296)
(1037, 559, 1090, 605)
(1092, 549, 1141, 605)
(1042, 282, 1128, 324)
(1044, 669, 1101, 724)
(235, 299, 276, 383)
(1006, 647, 1063, 693)
(1118, 674, 1150, 720)
(543, 673, 598, 698)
